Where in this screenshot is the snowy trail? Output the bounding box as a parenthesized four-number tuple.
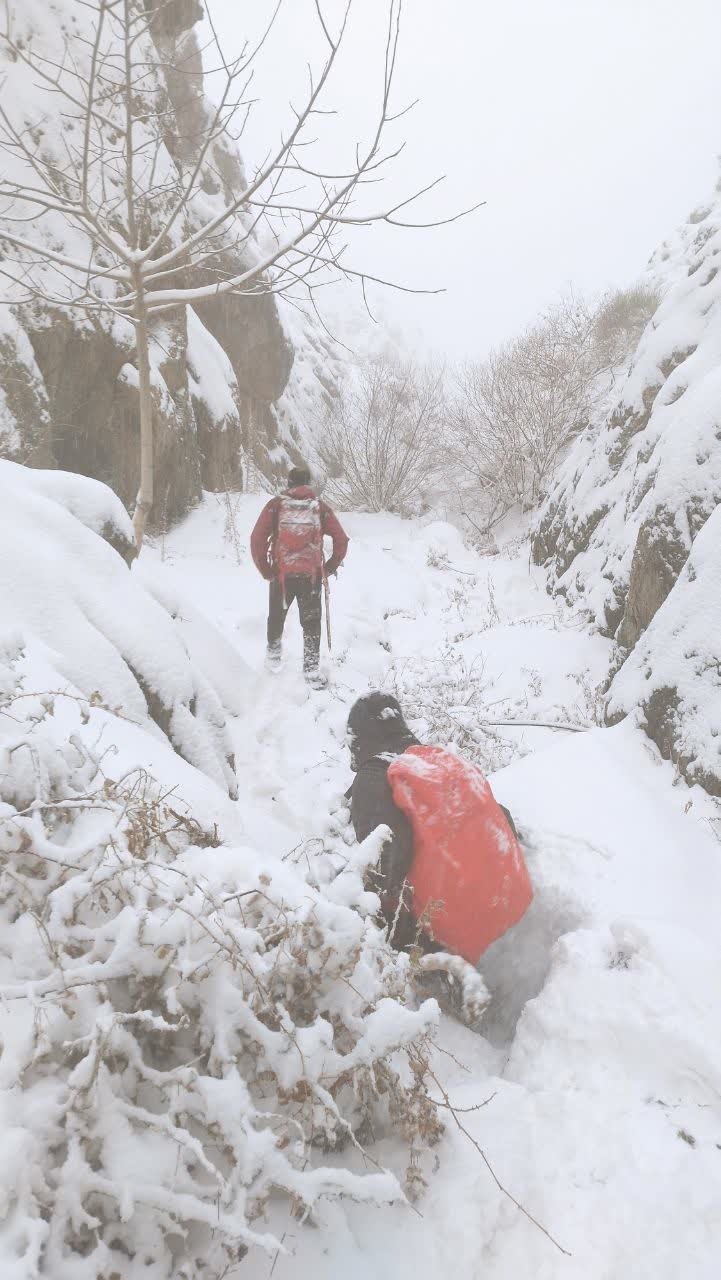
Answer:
(148, 496, 721, 1280)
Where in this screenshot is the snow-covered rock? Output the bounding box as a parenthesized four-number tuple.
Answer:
(0, 307, 52, 467)
(607, 505, 721, 794)
(533, 181, 721, 788)
(4, 458, 137, 563)
(0, 461, 240, 796)
(534, 182, 721, 645)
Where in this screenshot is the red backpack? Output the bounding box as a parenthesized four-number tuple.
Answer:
(274, 493, 323, 581)
(387, 745, 533, 964)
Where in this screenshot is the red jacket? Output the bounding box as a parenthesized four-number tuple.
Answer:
(250, 485, 349, 581)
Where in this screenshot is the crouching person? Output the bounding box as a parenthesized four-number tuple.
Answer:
(345, 692, 533, 1019)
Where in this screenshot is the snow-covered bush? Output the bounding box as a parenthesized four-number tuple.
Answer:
(0, 638, 442, 1277)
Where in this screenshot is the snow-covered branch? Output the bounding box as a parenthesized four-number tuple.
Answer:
(0, 645, 444, 1276)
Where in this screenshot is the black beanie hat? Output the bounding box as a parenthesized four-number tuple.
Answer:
(346, 692, 418, 770)
(288, 464, 311, 488)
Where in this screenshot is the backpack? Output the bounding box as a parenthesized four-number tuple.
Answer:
(387, 745, 532, 964)
(274, 494, 323, 580)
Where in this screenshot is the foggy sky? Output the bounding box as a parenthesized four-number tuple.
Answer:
(207, 0, 721, 359)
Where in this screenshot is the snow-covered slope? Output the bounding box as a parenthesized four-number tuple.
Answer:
(145, 495, 721, 1280)
(534, 180, 721, 790)
(2, 471, 721, 1277)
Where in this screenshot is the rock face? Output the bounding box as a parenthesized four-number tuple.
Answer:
(607, 506, 721, 795)
(148, 9, 295, 413)
(0, 310, 54, 467)
(0, 0, 337, 530)
(534, 182, 721, 790)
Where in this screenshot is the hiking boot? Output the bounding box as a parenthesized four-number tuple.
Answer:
(265, 646, 282, 673)
(304, 669, 328, 690)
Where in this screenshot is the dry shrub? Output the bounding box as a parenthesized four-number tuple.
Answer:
(592, 282, 662, 368)
(448, 286, 661, 536)
(318, 359, 445, 515)
(0, 640, 444, 1278)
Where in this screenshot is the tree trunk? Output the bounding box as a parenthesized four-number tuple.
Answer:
(245, 397, 258, 492)
(132, 272, 154, 549)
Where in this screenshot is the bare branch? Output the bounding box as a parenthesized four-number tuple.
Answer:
(0, 230, 127, 281)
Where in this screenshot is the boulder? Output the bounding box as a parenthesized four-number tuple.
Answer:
(0, 459, 241, 797)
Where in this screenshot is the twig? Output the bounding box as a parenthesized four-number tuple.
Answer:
(477, 717, 589, 733)
(424, 1061, 571, 1256)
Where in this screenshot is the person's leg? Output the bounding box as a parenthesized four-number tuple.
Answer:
(297, 576, 322, 674)
(266, 578, 287, 664)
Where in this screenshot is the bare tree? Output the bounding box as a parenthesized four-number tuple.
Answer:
(318, 357, 445, 514)
(448, 283, 663, 538)
(0, 0, 477, 548)
(448, 295, 606, 534)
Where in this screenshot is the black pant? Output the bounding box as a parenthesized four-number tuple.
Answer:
(268, 575, 322, 672)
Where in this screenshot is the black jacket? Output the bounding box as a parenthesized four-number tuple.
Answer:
(349, 754, 415, 899)
(346, 693, 419, 906)
(346, 692, 518, 912)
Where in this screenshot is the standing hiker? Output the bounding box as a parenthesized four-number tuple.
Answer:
(345, 691, 532, 958)
(250, 465, 348, 686)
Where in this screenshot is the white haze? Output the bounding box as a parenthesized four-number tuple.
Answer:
(206, 0, 721, 359)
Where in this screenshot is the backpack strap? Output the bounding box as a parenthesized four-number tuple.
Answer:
(271, 495, 287, 603)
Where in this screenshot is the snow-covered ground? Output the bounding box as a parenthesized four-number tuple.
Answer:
(143, 495, 721, 1280)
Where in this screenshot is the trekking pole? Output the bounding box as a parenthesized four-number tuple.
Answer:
(322, 567, 332, 652)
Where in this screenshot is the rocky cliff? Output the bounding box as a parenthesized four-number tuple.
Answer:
(0, 0, 339, 527)
(534, 181, 721, 791)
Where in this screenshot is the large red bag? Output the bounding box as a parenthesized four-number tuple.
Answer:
(275, 495, 323, 581)
(387, 745, 532, 964)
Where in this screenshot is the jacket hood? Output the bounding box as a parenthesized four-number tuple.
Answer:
(347, 692, 418, 771)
